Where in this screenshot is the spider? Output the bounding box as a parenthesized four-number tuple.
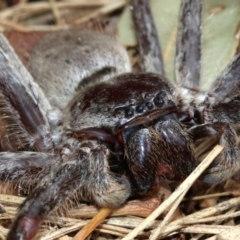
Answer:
(1, 0, 240, 239)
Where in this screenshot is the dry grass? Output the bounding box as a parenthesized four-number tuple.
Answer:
(1, 1, 240, 240)
(2, 145, 240, 240)
(0, 0, 125, 32)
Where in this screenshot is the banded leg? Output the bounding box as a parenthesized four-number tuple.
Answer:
(0, 92, 30, 151)
(175, 0, 202, 91)
(0, 152, 59, 185)
(130, 0, 164, 75)
(189, 122, 240, 183)
(0, 33, 54, 152)
(207, 53, 240, 105)
(6, 141, 131, 240)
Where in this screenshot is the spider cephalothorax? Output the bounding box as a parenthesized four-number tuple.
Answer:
(1, 0, 240, 239)
(67, 72, 196, 191)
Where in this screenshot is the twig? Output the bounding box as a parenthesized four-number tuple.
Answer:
(0, 194, 24, 205)
(72, 0, 126, 25)
(122, 145, 223, 240)
(183, 191, 238, 201)
(40, 221, 87, 240)
(182, 224, 239, 235)
(73, 208, 113, 240)
(0, 18, 30, 32)
(157, 196, 240, 238)
(48, 0, 64, 26)
(150, 189, 188, 240)
(0, 1, 110, 19)
(183, 210, 240, 225)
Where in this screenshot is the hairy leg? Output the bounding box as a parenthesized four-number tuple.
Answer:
(175, 0, 202, 91)
(0, 33, 54, 152)
(130, 0, 164, 75)
(189, 121, 240, 183)
(6, 140, 130, 240)
(207, 54, 240, 105)
(0, 152, 59, 183)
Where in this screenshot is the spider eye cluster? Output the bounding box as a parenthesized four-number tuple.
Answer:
(154, 92, 166, 107)
(136, 104, 144, 113)
(114, 91, 167, 119)
(125, 107, 134, 118)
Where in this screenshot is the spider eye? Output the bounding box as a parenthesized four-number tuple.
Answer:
(154, 92, 165, 107)
(125, 107, 134, 118)
(146, 101, 154, 110)
(136, 105, 144, 113)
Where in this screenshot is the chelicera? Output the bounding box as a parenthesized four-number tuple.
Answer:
(1, 0, 239, 239)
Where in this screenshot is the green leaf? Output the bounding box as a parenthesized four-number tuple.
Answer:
(117, 0, 240, 91)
